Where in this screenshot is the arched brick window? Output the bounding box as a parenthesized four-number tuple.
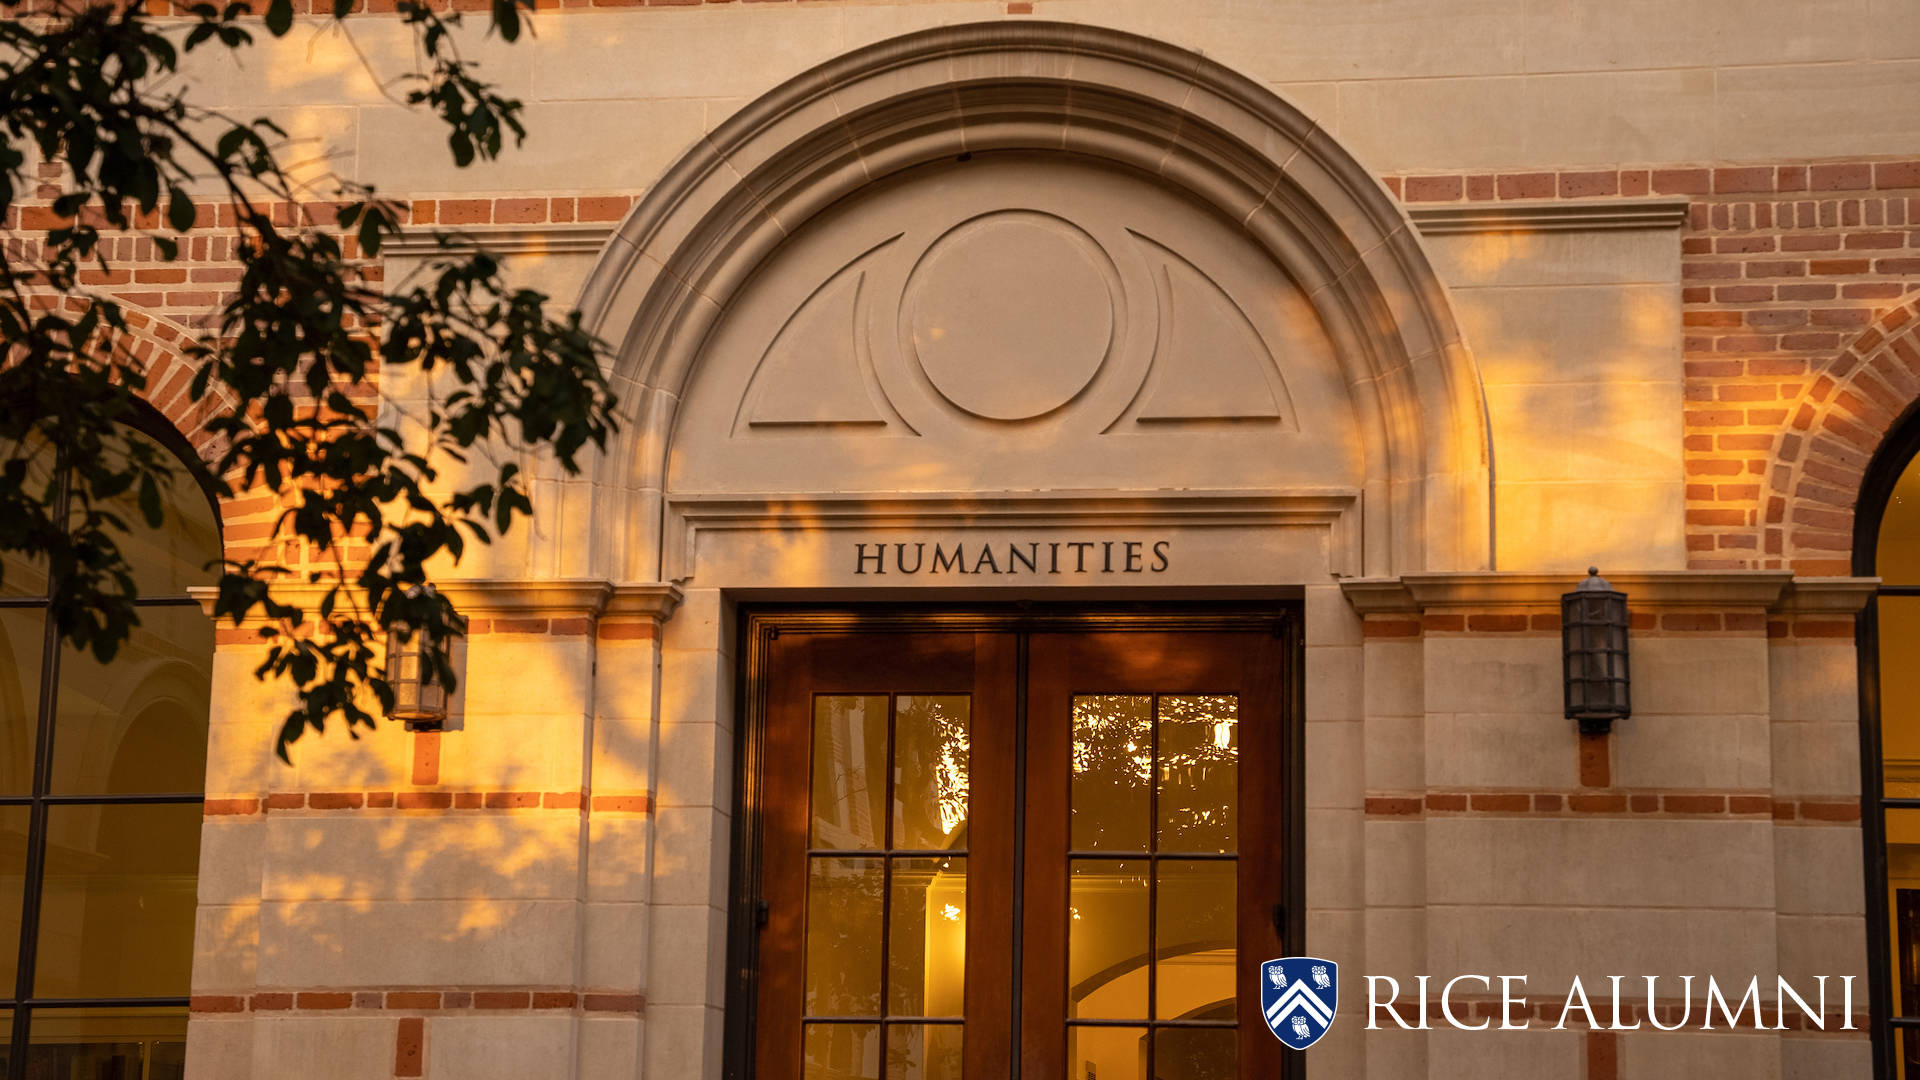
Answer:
(0, 403, 220, 1080)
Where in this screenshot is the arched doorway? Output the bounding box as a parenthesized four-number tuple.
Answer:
(569, 22, 1493, 1080)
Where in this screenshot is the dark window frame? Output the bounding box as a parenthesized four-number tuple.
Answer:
(721, 601, 1308, 1080)
(1, 404, 221, 1080)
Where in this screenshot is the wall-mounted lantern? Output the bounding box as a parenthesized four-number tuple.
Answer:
(386, 584, 453, 731)
(1562, 567, 1631, 735)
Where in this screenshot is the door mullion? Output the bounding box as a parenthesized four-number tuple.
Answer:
(1009, 631, 1029, 1080)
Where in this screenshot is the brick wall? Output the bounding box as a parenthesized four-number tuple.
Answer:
(1390, 160, 1920, 570)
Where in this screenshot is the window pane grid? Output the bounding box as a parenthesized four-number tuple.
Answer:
(806, 694, 970, 1079)
(1067, 694, 1239, 1080)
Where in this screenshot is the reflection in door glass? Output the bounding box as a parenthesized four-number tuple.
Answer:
(806, 858, 884, 1016)
(1157, 696, 1238, 853)
(889, 857, 967, 1018)
(1068, 859, 1148, 1020)
(1155, 1026, 1235, 1080)
(813, 696, 890, 849)
(805, 1022, 880, 1080)
(1070, 696, 1152, 851)
(1155, 860, 1235, 1020)
(885, 1024, 962, 1080)
(1068, 1025, 1147, 1080)
(894, 696, 970, 850)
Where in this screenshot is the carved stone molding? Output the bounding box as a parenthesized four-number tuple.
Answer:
(574, 21, 1493, 581)
(383, 224, 616, 258)
(1341, 570, 1878, 614)
(1408, 198, 1690, 235)
(606, 582, 684, 623)
(187, 578, 685, 624)
(663, 489, 1362, 582)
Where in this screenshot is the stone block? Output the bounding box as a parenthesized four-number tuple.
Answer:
(1769, 643, 1858, 725)
(255, 899, 577, 986)
(656, 719, 732, 812)
(1306, 807, 1364, 910)
(1482, 380, 1684, 485)
(461, 635, 595, 720)
(1424, 907, 1777, 997)
(197, 817, 265, 904)
(191, 903, 258, 990)
(262, 815, 582, 901)
(1615, 1030, 1781, 1080)
(1776, 913, 1868, 986)
(591, 710, 655, 797)
(251, 1017, 397, 1080)
(1365, 819, 1426, 908)
(1425, 229, 1681, 291)
(648, 902, 728, 1009)
(644, 1003, 724, 1080)
(1774, 826, 1866, 916)
(1424, 713, 1579, 790)
(1426, 817, 1776, 909)
(426, 1015, 576, 1080)
(650, 805, 729, 908)
(183, 1017, 252, 1080)
(1718, 61, 1920, 161)
(1305, 720, 1363, 810)
(578, 1015, 645, 1080)
(587, 815, 653, 902)
(1455, 285, 1681, 387)
(581, 901, 649, 989)
(1771, 723, 1864, 798)
(1337, 68, 1713, 172)
(1612, 713, 1771, 790)
(1307, 644, 1364, 724)
(1495, 480, 1688, 573)
(1428, 1027, 1581, 1080)
(1781, 1034, 1873, 1079)
(1633, 636, 1772, 717)
(1364, 714, 1426, 792)
(1424, 636, 1562, 715)
(659, 648, 732, 734)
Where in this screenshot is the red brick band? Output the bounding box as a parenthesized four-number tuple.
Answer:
(203, 790, 649, 815)
(1364, 791, 1859, 823)
(190, 988, 645, 1015)
(1366, 610, 1798, 638)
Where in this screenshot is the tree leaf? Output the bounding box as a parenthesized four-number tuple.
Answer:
(166, 186, 196, 232)
(265, 0, 293, 35)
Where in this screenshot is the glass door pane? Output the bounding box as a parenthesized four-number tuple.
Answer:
(1065, 694, 1238, 1073)
(803, 693, 971, 1078)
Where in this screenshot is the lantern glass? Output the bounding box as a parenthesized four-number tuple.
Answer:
(386, 626, 449, 729)
(1562, 570, 1631, 732)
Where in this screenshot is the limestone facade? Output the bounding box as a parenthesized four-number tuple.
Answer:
(19, 3, 1920, 1078)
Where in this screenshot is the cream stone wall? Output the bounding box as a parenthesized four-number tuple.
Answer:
(175, 4, 1915, 1079)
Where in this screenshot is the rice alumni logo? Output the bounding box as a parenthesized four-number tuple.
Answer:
(1260, 957, 1339, 1049)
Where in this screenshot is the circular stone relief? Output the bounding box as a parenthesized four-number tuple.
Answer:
(903, 211, 1116, 421)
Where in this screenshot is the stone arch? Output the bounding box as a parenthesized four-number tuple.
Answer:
(575, 21, 1492, 580)
(1767, 291, 1920, 575)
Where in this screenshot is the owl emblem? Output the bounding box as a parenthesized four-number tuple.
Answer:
(1259, 956, 1338, 1050)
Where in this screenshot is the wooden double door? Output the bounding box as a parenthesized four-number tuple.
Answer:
(743, 617, 1296, 1080)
